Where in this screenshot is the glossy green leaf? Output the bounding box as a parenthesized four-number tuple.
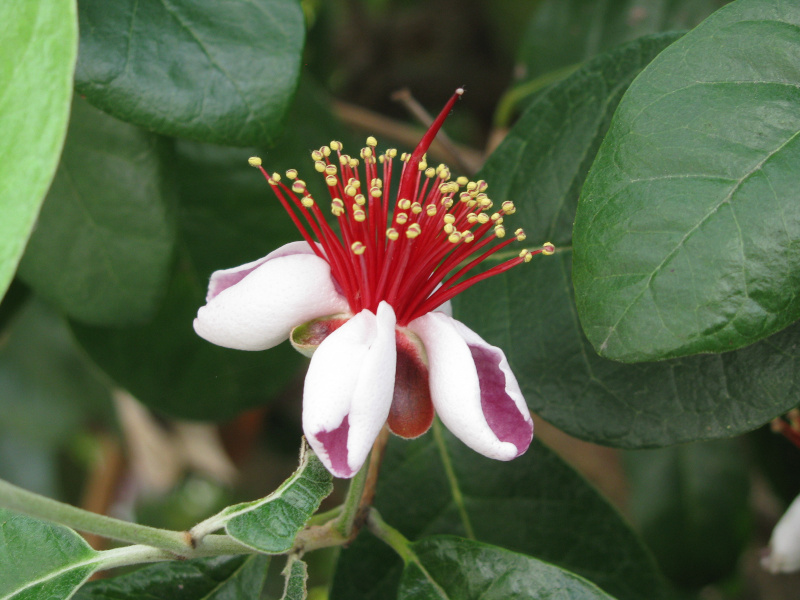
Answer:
(518, 0, 725, 82)
(194, 442, 332, 553)
(625, 440, 752, 588)
(18, 98, 176, 326)
(281, 556, 308, 600)
(458, 33, 800, 447)
(398, 536, 616, 600)
(0, 0, 76, 301)
(70, 78, 347, 420)
(73, 555, 269, 600)
(75, 0, 305, 146)
(332, 429, 666, 600)
(0, 508, 99, 600)
(574, 0, 800, 361)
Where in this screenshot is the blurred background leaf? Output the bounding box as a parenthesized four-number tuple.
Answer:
(75, 0, 305, 146)
(332, 430, 668, 600)
(18, 98, 177, 326)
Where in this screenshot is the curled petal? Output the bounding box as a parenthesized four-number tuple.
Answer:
(303, 302, 397, 477)
(206, 241, 321, 301)
(408, 312, 533, 460)
(762, 493, 800, 573)
(194, 244, 349, 351)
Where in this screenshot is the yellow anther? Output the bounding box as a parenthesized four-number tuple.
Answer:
(542, 242, 556, 255)
(378, 155, 385, 164)
(339, 155, 349, 166)
(354, 209, 366, 222)
(311, 150, 323, 161)
(466, 181, 478, 192)
(292, 181, 306, 193)
(441, 198, 454, 209)
(248, 156, 262, 167)
(270, 172, 281, 182)
(515, 228, 526, 241)
(448, 232, 461, 244)
(301, 197, 314, 208)
(459, 192, 471, 203)
(331, 197, 344, 207)
(370, 188, 382, 198)
(425, 167, 436, 178)
(491, 213, 502, 223)
(385, 228, 399, 241)
(418, 161, 427, 171)
(325, 164, 338, 175)
(398, 199, 411, 210)
(456, 176, 468, 186)
(321, 146, 332, 157)
(325, 175, 338, 187)
(502, 201, 516, 214)
(371, 178, 383, 188)
(480, 199, 493, 209)
(426, 204, 437, 216)
(477, 213, 490, 224)
(332, 206, 344, 217)
(351, 241, 366, 255)
(348, 178, 361, 188)
(406, 224, 422, 239)
(495, 226, 506, 238)
(477, 180, 488, 192)
(467, 213, 478, 224)
(330, 141, 342, 151)
(366, 136, 378, 147)
(443, 214, 456, 225)
(462, 231, 475, 243)
(314, 161, 326, 173)
(349, 158, 359, 168)
(443, 223, 455, 235)
(395, 213, 409, 225)
(345, 185, 357, 197)
(386, 148, 397, 158)
(286, 169, 298, 180)
(354, 194, 366, 206)
(411, 202, 422, 215)
(360, 147, 373, 159)
(519, 249, 533, 263)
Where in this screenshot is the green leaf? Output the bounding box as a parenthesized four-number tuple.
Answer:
(332, 430, 666, 600)
(0, 0, 77, 301)
(398, 536, 616, 600)
(69, 77, 346, 420)
(457, 33, 800, 447)
(193, 442, 332, 553)
(0, 508, 99, 600)
(73, 555, 269, 600)
(74, 0, 305, 146)
(518, 0, 725, 82)
(281, 556, 308, 600)
(625, 440, 752, 588)
(18, 98, 177, 326)
(574, 0, 800, 361)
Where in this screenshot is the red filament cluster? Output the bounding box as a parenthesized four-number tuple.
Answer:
(250, 89, 554, 326)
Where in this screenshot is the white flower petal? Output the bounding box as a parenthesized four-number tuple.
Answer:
(194, 246, 349, 351)
(206, 241, 321, 301)
(409, 312, 533, 460)
(762, 493, 800, 573)
(303, 301, 397, 478)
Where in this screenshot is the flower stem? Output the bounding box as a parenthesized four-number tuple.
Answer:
(366, 508, 413, 564)
(0, 477, 254, 557)
(335, 453, 370, 539)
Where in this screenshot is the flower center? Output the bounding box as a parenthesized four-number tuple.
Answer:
(248, 89, 554, 326)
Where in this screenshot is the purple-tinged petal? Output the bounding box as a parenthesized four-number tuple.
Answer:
(303, 302, 397, 478)
(408, 312, 533, 460)
(762, 492, 800, 573)
(194, 247, 349, 351)
(206, 241, 320, 301)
